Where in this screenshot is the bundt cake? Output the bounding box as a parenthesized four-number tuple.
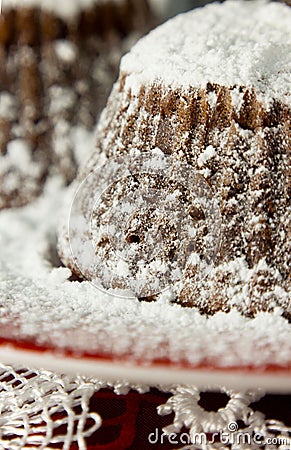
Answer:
(0, 0, 153, 209)
(58, 0, 291, 318)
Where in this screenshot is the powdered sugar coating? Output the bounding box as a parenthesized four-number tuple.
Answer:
(0, 0, 153, 209)
(58, 0, 290, 316)
(61, 75, 290, 316)
(0, 39, 122, 209)
(0, 178, 290, 369)
(122, 0, 291, 108)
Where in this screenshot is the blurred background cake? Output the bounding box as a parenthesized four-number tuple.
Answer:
(59, 0, 290, 319)
(0, 0, 153, 209)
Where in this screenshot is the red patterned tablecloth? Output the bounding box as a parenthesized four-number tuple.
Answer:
(70, 389, 291, 450)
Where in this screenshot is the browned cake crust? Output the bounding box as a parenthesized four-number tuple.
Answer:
(58, 1, 290, 318)
(59, 78, 290, 318)
(0, 0, 153, 209)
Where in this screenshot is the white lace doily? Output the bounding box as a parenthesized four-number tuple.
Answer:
(0, 363, 290, 450)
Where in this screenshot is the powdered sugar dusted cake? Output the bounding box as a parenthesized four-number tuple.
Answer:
(0, 0, 152, 209)
(59, 0, 291, 318)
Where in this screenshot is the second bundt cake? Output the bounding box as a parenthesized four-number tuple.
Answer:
(0, 0, 153, 209)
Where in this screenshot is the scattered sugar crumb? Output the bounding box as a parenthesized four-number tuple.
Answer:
(197, 145, 216, 167)
(54, 40, 77, 63)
